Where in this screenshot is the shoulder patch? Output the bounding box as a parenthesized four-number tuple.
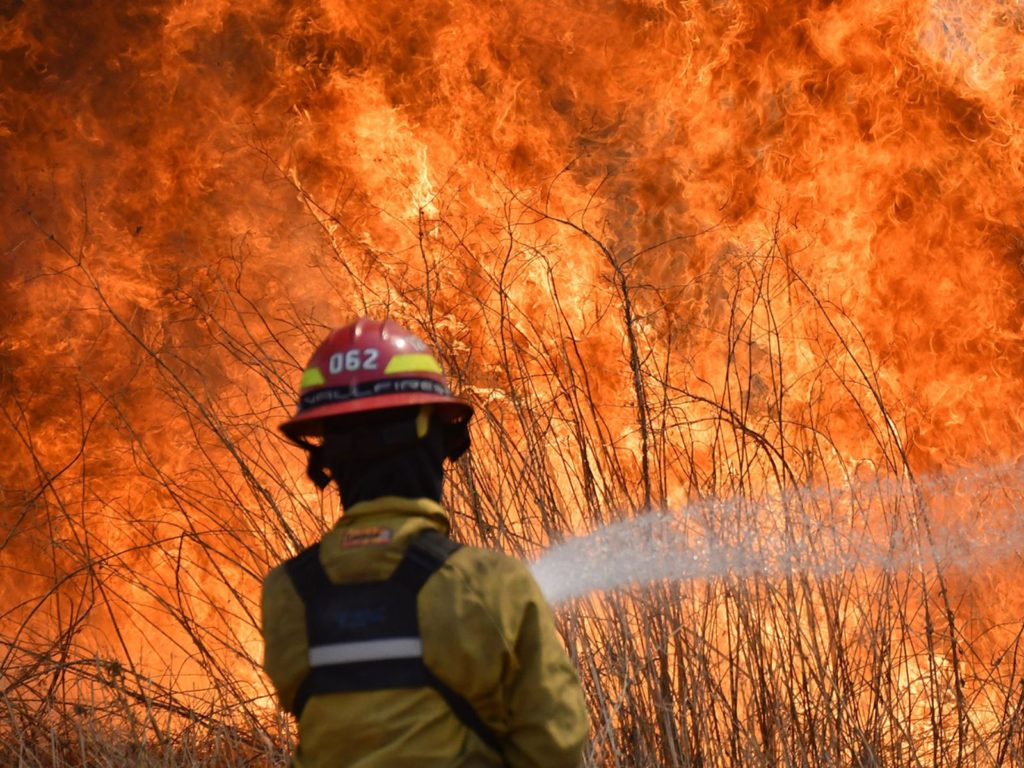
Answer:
(340, 527, 393, 549)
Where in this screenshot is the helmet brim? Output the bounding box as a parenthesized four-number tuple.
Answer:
(279, 392, 473, 441)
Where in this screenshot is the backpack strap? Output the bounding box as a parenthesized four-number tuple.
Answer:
(389, 528, 462, 591)
(283, 542, 329, 597)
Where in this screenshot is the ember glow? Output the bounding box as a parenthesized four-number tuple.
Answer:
(2, 0, 1023, 765)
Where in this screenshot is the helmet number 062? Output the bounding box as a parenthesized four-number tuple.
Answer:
(329, 348, 380, 374)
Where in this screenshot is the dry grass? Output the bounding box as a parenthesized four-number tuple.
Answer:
(4, 174, 1024, 768)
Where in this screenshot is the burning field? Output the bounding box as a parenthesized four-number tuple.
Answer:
(3, 0, 1024, 765)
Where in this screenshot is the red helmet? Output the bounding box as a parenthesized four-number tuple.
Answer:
(280, 317, 473, 441)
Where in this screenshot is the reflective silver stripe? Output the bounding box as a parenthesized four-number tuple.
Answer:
(308, 638, 423, 667)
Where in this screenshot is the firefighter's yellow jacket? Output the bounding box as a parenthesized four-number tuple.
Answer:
(261, 496, 588, 768)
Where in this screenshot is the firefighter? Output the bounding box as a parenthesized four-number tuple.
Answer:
(261, 317, 588, 768)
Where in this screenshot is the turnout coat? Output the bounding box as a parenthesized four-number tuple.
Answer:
(261, 496, 588, 768)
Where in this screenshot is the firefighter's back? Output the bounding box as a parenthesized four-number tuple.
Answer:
(263, 502, 586, 768)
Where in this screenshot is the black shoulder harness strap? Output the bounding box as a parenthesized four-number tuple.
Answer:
(283, 529, 502, 755)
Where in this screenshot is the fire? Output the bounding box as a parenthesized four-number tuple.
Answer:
(2, 0, 1024, 764)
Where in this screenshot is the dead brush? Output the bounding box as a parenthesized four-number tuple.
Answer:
(4, 180, 1024, 767)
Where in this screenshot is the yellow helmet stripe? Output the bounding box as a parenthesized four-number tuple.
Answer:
(384, 353, 443, 375)
(300, 367, 326, 389)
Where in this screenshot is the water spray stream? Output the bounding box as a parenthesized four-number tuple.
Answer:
(532, 464, 1024, 605)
